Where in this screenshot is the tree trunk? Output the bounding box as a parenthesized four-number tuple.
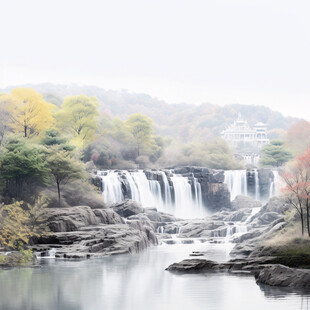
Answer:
(24, 125, 27, 138)
(307, 200, 310, 237)
(301, 210, 305, 236)
(57, 181, 61, 207)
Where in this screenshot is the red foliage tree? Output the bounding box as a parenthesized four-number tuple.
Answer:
(281, 148, 310, 236)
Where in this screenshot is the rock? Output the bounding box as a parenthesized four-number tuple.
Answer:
(112, 199, 144, 218)
(166, 259, 219, 272)
(225, 208, 252, 222)
(179, 220, 225, 238)
(256, 264, 310, 288)
(35, 223, 157, 258)
(231, 195, 262, 210)
(260, 196, 290, 214)
(144, 209, 179, 223)
(46, 206, 124, 232)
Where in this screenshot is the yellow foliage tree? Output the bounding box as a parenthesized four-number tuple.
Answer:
(4, 88, 56, 137)
(55, 95, 99, 146)
(0, 199, 49, 249)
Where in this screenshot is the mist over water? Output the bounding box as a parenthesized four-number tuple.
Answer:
(0, 242, 308, 310)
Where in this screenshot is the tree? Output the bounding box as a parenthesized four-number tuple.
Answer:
(281, 148, 310, 236)
(55, 95, 99, 145)
(0, 199, 49, 249)
(46, 148, 84, 205)
(126, 113, 153, 157)
(0, 137, 50, 199)
(260, 140, 293, 168)
(41, 129, 75, 152)
(4, 88, 55, 138)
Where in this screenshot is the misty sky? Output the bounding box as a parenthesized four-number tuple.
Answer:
(1, 0, 310, 120)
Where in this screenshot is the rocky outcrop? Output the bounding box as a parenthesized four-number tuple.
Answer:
(33, 200, 187, 259)
(32, 203, 163, 258)
(256, 265, 310, 288)
(166, 258, 310, 288)
(34, 224, 156, 257)
(46, 206, 124, 232)
(231, 195, 262, 210)
(112, 200, 144, 218)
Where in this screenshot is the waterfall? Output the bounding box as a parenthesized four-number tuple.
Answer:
(171, 174, 205, 218)
(98, 170, 206, 219)
(100, 171, 124, 204)
(254, 169, 260, 201)
(224, 170, 247, 201)
(271, 170, 282, 196)
(224, 169, 283, 202)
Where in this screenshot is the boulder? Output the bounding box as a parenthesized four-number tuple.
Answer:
(256, 264, 310, 288)
(112, 199, 144, 218)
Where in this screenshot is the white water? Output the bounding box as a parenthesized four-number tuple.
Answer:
(225, 207, 261, 240)
(254, 169, 260, 201)
(98, 170, 206, 219)
(224, 170, 280, 202)
(224, 170, 248, 201)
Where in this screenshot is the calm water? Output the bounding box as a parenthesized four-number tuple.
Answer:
(0, 241, 309, 310)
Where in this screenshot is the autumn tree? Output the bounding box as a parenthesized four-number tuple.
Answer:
(55, 95, 99, 145)
(3, 88, 55, 138)
(281, 148, 310, 236)
(126, 113, 154, 157)
(46, 148, 85, 205)
(260, 140, 292, 168)
(0, 199, 49, 249)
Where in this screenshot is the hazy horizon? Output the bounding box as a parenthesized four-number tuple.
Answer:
(1, 0, 310, 120)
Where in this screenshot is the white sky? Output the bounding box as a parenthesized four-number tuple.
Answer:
(1, 0, 310, 120)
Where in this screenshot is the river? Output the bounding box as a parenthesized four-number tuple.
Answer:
(0, 240, 309, 310)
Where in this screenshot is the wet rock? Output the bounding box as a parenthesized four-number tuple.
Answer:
(112, 199, 144, 218)
(256, 265, 310, 288)
(166, 259, 219, 272)
(179, 220, 225, 238)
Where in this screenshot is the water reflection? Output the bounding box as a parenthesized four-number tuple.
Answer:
(0, 242, 309, 310)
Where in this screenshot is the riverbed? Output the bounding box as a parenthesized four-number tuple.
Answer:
(0, 240, 309, 310)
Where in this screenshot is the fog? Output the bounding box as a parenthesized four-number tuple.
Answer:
(1, 0, 310, 120)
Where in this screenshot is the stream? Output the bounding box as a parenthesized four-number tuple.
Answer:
(0, 240, 309, 310)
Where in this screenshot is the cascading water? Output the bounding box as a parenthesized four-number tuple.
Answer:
(224, 170, 248, 201)
(270, 170, 282, 196)
(98, 170, 206, 219)
(254, 169, 260, 201)
(224, 170, 281, 202)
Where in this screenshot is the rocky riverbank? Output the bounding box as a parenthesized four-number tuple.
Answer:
(166, 258, 310, 288)
(165, 196, 310, 289)
(30, 200, 179, 259)
(23, 191, 310, 289)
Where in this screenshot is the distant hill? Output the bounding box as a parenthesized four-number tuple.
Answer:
(0, 83, 300, 142)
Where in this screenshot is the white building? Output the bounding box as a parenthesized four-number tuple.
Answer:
(221, 113, 270, 149)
